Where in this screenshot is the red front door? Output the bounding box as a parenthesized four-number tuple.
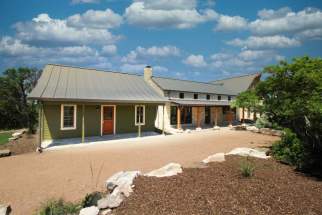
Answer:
(103, 106, 114, 135)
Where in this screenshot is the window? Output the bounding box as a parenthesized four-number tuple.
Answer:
(217, 95, 221, 100)
(170, 106, 192, 125)
(135, 105, 145, 125)
(206, 94, 210, 100)
(61, 104, 77, 130)
(179, 92, 184, 99)
(194, 94, 198, 99)
(228, 96, 232, 101)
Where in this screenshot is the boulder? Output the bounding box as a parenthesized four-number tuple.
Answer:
(98, 187, 124, 209)
(8, 137, 18, 141)
(184, 129, 191, 133)
(0, 150, 11, 158)
(213, 126, 220, 130)
(202, 153, 225, 163)
(0, 204, 10, 215)
(105, 171, 140, 197)
(79, 206, 99, 215)
(227, 147, 270, 159)
(145, 163, 182, 177)
(196, 127, 202, 131)
(100, 209, 112, 215)
(11, 130, 24, 138)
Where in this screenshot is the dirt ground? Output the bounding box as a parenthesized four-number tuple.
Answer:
(0, 132, 38, 155)
(115, 156, 322, 215)
(0, 130, 278, 214)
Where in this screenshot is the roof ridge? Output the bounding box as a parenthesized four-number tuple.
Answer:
(152, 75, 222, 86)
(46, 63, 143, 77)
(211, 72, 260, 82)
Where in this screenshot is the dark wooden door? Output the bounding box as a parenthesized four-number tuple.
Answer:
(103, 106, 114, 135)
(205, 107, 211, 124)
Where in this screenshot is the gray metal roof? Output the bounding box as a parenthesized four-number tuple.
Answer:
(152, 77, 237, 95)
(170, 99, 230, 106)
(28, 64, 166, 103)
(210, 73, 260, 94)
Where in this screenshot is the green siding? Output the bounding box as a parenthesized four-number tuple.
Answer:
(42, 102, 158, 140)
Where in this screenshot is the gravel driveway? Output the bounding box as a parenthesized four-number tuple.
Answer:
(0, 129, 278, 214)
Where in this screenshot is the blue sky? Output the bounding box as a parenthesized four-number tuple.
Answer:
(0, 0, 321, 81)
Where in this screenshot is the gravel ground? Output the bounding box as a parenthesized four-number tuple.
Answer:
(0, 130, 278, 214)
(115, 156, 322, 215)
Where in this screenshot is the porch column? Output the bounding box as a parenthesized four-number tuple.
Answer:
(197, 107, 201, 128)
(38, 101, 43, 149)
(162, 104, 165, 134)
(177, 106, 181, 130)
(214, 107, 218, 127)
(82, 104, 85, 143)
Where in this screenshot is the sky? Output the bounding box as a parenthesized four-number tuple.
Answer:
(0, 0, 322, 81)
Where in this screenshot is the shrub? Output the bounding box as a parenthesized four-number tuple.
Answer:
(36, 199, 81, 215)
(240, 158, 255, 177)
(272, 128, 304, 167)
(255, 115, 272, 129)
(81, 191, 103, 208)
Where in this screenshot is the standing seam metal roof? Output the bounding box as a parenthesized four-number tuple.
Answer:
(28, 64, 167, 102)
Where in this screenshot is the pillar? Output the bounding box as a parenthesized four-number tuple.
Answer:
(82, 104, 85, 143)
(215, 107, 218, 127)
(162, 104, 165, 134)
(177, 106, 181, 130)
(38, 101, 43, 149)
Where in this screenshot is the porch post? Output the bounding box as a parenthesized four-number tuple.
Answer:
(138, 124, 141, 137)
(162, 104, 165, 134)
(215, 107, 218, 127)
(38, 101, 43, 150)
(177, 106, 181, 130)
(82, 104, 85, 143)
(197, 107, 201, 128)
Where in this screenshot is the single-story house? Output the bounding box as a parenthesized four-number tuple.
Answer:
(28, 64, 260, 146)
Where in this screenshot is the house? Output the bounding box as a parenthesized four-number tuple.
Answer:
(28, 64, 260, 146)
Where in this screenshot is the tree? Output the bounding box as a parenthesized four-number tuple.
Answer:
(256, 56, 322, 173)
(230, 90, 261, 123)
(0, 67, 41, 132)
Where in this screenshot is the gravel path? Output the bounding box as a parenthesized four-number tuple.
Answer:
(0, 130, 278, 214)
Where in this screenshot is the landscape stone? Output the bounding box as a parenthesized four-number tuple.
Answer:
(0, 150, 11, 158)
(105, 171, 140, 197)
(79, 206, 99, 215)
(227, 147, 270, 159)
(213, 126, 220, 130)
(100, 209, 112, 215)
(202, 153, 225, 163)
(105, 187, 124, 208)
(0, 204, 10, 215)
(145, 163, 182, 177)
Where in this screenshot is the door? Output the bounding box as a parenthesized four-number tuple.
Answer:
(103, 106, 114, 135)
(205, 107, 211, 124)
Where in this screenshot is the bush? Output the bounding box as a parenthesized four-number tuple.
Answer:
(36, 199, 81, 215)
(81, 192, 103, 208)
(272, 128, 304, 167)
(255, 115, 271, 129)
(240, 158, 255, 177)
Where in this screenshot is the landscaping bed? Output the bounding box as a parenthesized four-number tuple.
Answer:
(115, 156, 322, 215)
(0, 132, 37, 155)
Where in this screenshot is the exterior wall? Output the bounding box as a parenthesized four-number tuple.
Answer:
(42, 102, 159, 140)
(167, 91, 234, 102)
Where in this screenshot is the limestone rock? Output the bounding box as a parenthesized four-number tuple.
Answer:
(0, 150, 11, 158)
(145, 163, 182, 177)
(0, 204, 11, 215)
(79, 206, 99, 215)
(227, 147, 270, 159)
(202, 153, 225, 163)
(105, 171, 140, 197)
(213, 126, 220, 130)
(100, 209, 112, 215)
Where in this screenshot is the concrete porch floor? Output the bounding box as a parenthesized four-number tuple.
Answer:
(42, 131, 162, 150)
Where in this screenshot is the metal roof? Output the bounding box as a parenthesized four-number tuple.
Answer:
(170, 99, 230, 106)
(28, 64, 166, 103)
(152, 77, 237, 95)
(210, 73, 260, 94)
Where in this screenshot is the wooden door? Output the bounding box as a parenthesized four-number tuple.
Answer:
(103, 106, 114, 135)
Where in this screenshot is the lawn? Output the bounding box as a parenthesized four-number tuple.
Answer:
(0, 132, 12, 145)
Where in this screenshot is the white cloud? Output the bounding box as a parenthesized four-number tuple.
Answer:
(250, 7, 322, 35)
(67, 9, 123, 29)
(215, 15, 248, 31)
(227, 35, 301, 49)
(122, 45, 180, 63)
(101, 45, 117, 55)
(71, 0, 99, 4)
(14, 13, 120, 46)
(124, 1, 217, 29)
(238, 50, 283, 61)
(296, 28, 322, 40)
(183, 54, 207, 67)
(154, 65, 168, 72)
(120, 63, 168, 73)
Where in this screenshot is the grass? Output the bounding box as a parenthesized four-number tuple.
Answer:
(0, 132, 13, 145)
(36, 199, 81, 215)
(240, 157, 255, 177)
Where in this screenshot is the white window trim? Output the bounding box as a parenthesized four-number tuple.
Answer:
(60, 104, 77, 130)
(135, 105, 145, 126)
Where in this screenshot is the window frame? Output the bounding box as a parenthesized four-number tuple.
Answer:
(60, 104, 77, 130)
(194, 93, 198, 99)
(228, 96, 232, 101)
(179, 92, 184, 99)
(135, 105, 145, 126)
(206, 94, 210, 100)
(217, 95, 221, 100)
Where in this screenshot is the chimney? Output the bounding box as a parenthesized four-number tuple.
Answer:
(144, 65, 152, 81)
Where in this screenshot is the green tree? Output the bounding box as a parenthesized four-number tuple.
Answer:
(230, 89, 261, 123)
(256, 56, 322, 173)
(0, 67, 41, 132)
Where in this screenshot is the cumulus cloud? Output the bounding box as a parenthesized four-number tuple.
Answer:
(183, 54, 207, 67)
(227, 35, 301, 49)
(124, 0, 217, 29)
(122, 45, 180, 63)
(101, 45, 117, 55)
(120, 63, 168, 73)
(14, 13, 120, 46)
(215, 15, 248, 31)
(71, 0, 99, 4)
(67, 9, 123, 29)
(250, 7, 322, 36)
